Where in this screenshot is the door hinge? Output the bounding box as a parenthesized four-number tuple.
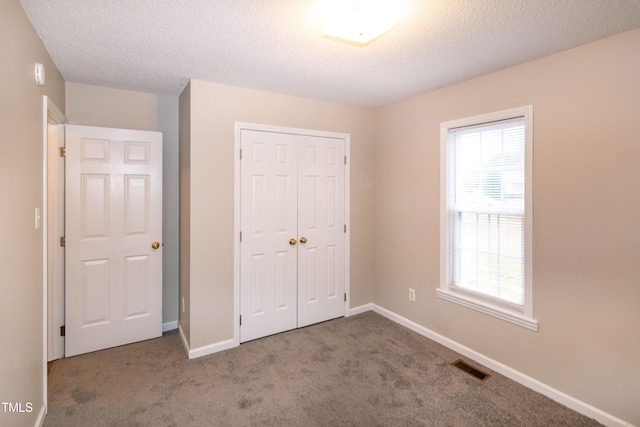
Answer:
(239, 149, 243, 160)
(240, 231, 243, 242)
(59, 147, 66, 157)
(60, 325, 65, 337)
(344, 224, 347, 233)
(59, 236, 65, 247)
(344, 155, 347, 165)
(240, 315, 242, 326)
(344, 293, 347, 302)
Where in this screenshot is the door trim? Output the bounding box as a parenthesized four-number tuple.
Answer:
(233, 122, 351, 346)
(46, 122, 65, 363)
(42, 95, 65, 410)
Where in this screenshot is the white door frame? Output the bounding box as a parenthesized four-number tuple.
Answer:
(46, 121, 65, 363)
(42, 95, 65, 410)
(233, 122, 351, 346)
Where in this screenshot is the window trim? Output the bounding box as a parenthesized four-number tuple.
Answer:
(438, 105, 538, 332)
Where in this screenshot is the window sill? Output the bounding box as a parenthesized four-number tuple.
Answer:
(436, 288, 539, 332)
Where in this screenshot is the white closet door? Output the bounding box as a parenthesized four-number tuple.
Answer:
(297, 136, 345, 327)
(65, 125, 163, 357)
(240, 130, 299, 342)
(239, 129, 346, 343)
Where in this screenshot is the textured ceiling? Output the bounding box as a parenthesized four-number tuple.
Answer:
(19, 0, 640, 108)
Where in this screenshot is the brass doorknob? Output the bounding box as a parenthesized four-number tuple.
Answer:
(299, 237, 308, 244)
(289, 238, 297, 246)
(151, 241, 160, 250)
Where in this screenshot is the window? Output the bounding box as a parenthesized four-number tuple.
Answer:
(438, 106, 538, 331)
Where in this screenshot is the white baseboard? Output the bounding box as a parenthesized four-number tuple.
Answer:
(177, 323, 189, 357)
(187, 339, 235, 359)
(177, 323, 236, 360)
(162, 320, 178, 332)
(371, 304, 633, 427)
(34, 402, 46, 427)
(349, 303, 373, 316)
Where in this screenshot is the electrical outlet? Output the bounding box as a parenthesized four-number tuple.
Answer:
(409, 288, 416, 302)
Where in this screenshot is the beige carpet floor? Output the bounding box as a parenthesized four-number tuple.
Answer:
(45, 311, 601, 426)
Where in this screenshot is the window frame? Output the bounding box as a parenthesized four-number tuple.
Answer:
(437, 105, 538, 331)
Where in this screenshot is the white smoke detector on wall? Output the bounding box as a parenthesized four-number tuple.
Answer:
(35, 63, 45, 86)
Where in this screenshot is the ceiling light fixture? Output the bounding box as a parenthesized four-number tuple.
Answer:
(318, 0, 407, 46)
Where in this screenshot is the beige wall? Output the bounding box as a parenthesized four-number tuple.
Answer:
(373, 29, 640, 425)
(0, 1, 65, 426)
(65, 83, 180, 326)
(178, 82, 192, 341)
(180, 80, 374, 349)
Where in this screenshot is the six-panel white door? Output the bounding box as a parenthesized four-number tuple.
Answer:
(240, 129, 345, 342)
(240, 130, 299, 342)
(65, 125, 163, 357)
(297, 136, 345, 327)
